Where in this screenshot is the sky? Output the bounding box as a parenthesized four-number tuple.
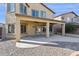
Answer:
(0, 3, 79, 23)
(46, 3, 79, 16)
(0, 3, 6, 23)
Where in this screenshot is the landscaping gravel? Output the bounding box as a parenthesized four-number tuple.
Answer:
(0, 40, 78, 56)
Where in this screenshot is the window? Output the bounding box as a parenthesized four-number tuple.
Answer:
(40, 11, 46, 18)
(21, 25, 26, 33)
(8, 3, 15, 12)
(8, 24, 15, 33)
(32, 9, 39, 17)
(20, 4, 27, 14)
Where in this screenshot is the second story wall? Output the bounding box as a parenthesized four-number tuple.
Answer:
(15, 3, 54, 19)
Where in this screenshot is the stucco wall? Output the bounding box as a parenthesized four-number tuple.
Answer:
(15, 3, 54, 19)
(6, 3, 64, 39)
(6, 13, 16, 38)
(20, 21, 46, 37)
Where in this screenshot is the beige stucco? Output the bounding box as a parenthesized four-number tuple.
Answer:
(6, 3, 55, 38)
(16, 15, 64, 24)
(6, 13, 16, 38)
(20, 21, 46, 38)
(6, 3, 65, 41)
(15, 14, 65, 41)
(15, 3, 54, 19)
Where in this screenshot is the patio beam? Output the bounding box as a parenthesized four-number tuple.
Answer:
(52, 25, 54, 35)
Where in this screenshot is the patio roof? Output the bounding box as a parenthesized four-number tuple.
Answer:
(15, 13, 65, 24)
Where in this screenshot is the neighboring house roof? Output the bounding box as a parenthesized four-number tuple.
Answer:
(25, 3, 55, 14)
(15, 13, 65, 23)
(54, 11, 78, 18)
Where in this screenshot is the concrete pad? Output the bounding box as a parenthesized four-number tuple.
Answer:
(16, 42, 40, 48)
(50, 35, 79, 43)
(16, 35, 79, 48)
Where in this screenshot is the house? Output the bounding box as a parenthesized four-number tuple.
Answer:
(72, 16, 79, 24)
(0, 23, 5, 40)
(53, 11, 78, 33)
(54, 11, 78, 23)
(6, 3, 65, 41)
(71, 16, 79, 34)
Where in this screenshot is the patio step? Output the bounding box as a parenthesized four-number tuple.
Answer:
(16, 42, 40, 48)
(16, 40, 58, 48)
(19, 40, 57, 45)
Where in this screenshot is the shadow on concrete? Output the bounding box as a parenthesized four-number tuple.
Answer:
(18, 40, 79, 51)
(50, 41, 79, 51)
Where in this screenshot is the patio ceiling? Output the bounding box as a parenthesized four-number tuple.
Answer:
(15, 13, 65, 24)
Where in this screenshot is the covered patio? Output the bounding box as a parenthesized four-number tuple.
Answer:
(15, 14, 65, 42)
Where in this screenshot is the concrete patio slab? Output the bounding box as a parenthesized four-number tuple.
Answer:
(1, 39, 79, 56)
(16, 35, 79, 48)
(50, 35, 79, 43)
(22, 35, 79, 43)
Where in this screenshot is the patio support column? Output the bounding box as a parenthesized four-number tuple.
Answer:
(15, 19, 21, 42)
(52, 25, 54, 35)
(62, 23, 65, 36)
(46, 22, 50, 38)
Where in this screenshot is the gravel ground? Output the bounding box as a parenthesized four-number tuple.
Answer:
(0, 40, 78, 56)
